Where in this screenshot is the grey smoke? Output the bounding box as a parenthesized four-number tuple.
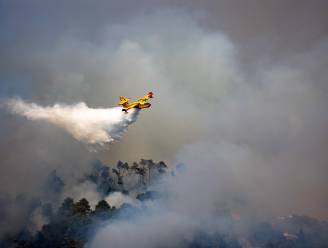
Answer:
(0, 0, 327, 242)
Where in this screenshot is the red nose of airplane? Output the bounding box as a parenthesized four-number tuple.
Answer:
(148, 92, 153, 98)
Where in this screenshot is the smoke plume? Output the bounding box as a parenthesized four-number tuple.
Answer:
(0, 1, 328, 243)
(6, 98, 140, 145)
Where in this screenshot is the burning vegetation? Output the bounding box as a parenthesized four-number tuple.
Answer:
(0, 159, 327, 248)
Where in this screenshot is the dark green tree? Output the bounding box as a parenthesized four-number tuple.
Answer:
(95, 200, 111, 212)
(58, 197, 74, 218)
(93, 200, 113, 220)
(73, 198, 91, 216)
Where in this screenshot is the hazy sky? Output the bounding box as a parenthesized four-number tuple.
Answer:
(0, 0, 327, 219)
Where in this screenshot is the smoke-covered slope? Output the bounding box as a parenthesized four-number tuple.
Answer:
(1, 159, 327, 248)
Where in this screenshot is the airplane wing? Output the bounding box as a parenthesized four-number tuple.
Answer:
(137, 95, 149, 103)
(137, 98, 146, 104)
(119, 96, 131, 105)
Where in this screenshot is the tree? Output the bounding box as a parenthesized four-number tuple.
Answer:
(95, 200, 111, 212)
(58, 197, 74, 218)
(139, 159, 156, 184)
(73, 198, 91, 216)
(156, 161, 168, 174)
(130, 162, 139, 171)
(62, 239, 83, 248)
(112, 168, 123, 185)
(116, 161, 129, 177)
(133, 166, 146, 187)
(93, 200, 113, 220)
(113, 161, 130, 189)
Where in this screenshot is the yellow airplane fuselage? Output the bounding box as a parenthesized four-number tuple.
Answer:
(121, 101, 151, 110)
(119, 92, 153, 113)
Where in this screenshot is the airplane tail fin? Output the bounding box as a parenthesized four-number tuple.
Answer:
(147, 92, 153, 98)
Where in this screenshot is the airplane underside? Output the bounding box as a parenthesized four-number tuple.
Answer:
(122, 103, 151, 113)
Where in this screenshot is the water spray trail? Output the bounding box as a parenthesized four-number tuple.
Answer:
(5, 98, 140, 145)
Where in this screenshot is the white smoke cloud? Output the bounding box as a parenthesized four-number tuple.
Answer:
(105, 191, 138, 208)
(90, 210, 199, 248)
(6, 98, 140, 146)
(28, 206, 49, 234)
(63, 181, 102, 208)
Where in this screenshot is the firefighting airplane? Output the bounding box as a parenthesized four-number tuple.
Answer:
(119, 92, 153, 113)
